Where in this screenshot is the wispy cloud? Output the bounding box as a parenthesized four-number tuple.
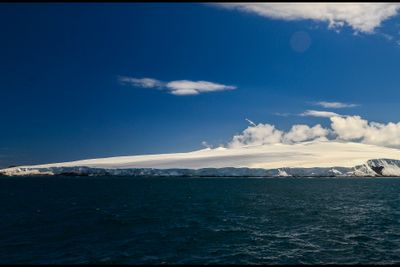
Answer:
(217, 3, 400, 33)
(119, 77, 163, 88)
(118, 76, 236, 96)
(312, 101, 359, 109)
(245, 118, 257, 126)
(273, 112, 291, 117)
(300, 110, 343, 118)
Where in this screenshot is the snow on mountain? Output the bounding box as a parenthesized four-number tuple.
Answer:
(1, 140, 400, 177)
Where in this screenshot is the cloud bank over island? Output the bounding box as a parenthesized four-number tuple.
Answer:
(228, 112, 400, 149)
(229, 123, 329, 148)
(217, 3, 400, 33)
(119, 76, 236, 95)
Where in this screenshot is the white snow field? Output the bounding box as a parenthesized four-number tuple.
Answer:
(2, 140, 400, 176)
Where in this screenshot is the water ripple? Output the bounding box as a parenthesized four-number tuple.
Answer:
(1, 177, 400, 264)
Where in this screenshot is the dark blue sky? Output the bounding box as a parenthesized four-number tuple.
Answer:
(1, 3, 400, 167)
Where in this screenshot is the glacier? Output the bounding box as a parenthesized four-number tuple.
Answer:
(1, 141, 400, 177)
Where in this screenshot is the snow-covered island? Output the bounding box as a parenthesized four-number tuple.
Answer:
(2, 140, 400, 177)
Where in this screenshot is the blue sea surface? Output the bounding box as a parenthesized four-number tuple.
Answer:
(1, 176, 400, 264)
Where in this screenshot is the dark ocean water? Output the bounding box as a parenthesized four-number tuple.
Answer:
(1, 176, 400, 264)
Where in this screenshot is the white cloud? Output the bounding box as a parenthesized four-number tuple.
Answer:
(283, 124, 329, 144)
(119, 76, 236, 96)
(330, 115, 367, 140)
(218, 3, 400, 33)
(225, 115, 400, 149)
(331, 115, 400, 148)
(300, 110, 342, 118)
(313, 101, 359, 108)
(229, 123, 284, 148)
(298, 110, 400, 148)
(166, 80, 236, 95)
(228, 122, 329, 148)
